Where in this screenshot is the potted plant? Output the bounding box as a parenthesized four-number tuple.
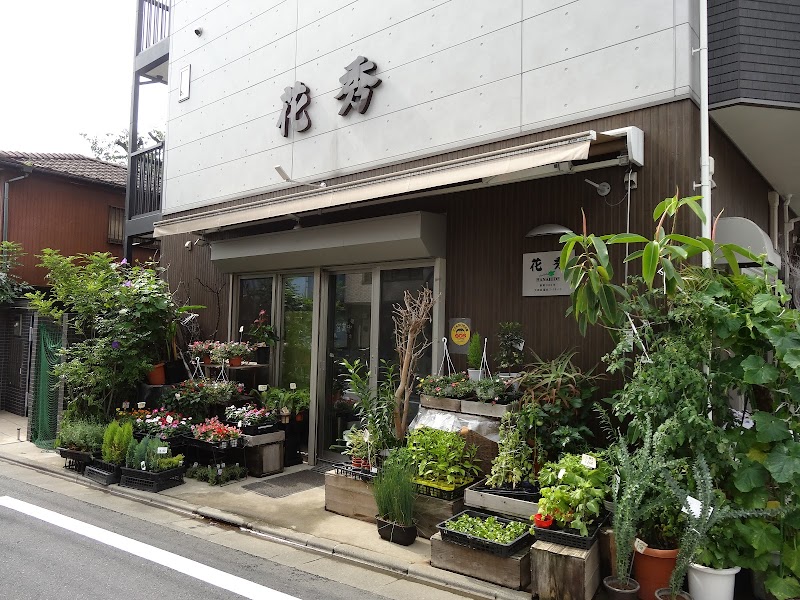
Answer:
(439, 511, 532, 557)
(56, 419, 106, 472)
(534, 452, 610, 547)
(417, 373, 474, 409)
(373, 455, 417, 545)
(602, 419, 669, 599)
(191, 417, 242, 448)
(407, 427, 481, 498)
(480, 412, 538, 503)
(467, 332, 483, 381)
(211, 341, 252, 366)
(120, 435, 186, 492)
(225, 404, 276, 435)
(249, 309, 278, 364)
(494, 321, 524, 387)
(188, 340, 217, 365)
(687, 524, 744, 600)
(342, 427, 369, 469)
(86, 420, 133, 484)
(473, 375, 508, 404)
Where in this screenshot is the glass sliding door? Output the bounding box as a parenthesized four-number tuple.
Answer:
(321, 272, 372, 459)
(280, 274, 314, 390)
(237, 277, 274, 343)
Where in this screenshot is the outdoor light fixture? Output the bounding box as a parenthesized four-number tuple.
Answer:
(584, 178, 611, 197)
(525, 224, 573, 238)
(274, 165, 327, 189)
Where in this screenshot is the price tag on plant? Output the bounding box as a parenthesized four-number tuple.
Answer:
(371, 467, 378, 474)
(156, 446, 168, 455)
(580, 454, 597, 469)
(681, 495, 711, 519)
(238, 421, 242, 428)
(558, 468, 566, 480)
(230, 439, 237, 447)
(221, 463, 226, 468)
(218, 468, 223, 475)
(634, 538, 648, 553)
(289, 382, 297, 390)
(258, 384, 268, 392)
(221, 441, 227, 449)
(122, 401, 130, 410)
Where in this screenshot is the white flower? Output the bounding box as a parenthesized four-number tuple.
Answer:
(175, 393, 180, 400)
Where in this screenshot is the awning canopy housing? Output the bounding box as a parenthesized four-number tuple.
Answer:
(154, 127, 643, 238)
(714, 217, 780, 268)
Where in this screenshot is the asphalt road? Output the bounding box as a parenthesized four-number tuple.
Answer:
(0, 475, 386, 600)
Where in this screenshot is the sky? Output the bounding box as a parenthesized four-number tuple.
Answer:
(0, 1, 167, 156)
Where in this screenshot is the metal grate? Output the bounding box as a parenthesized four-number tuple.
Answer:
(129, 143, 164, 217)
(139, 0, 172, 52)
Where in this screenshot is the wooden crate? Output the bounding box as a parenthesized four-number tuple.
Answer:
(324, 471, 464, 537)
(460, 400, 519, 418)
(324, 470, 377, 523)
(464, 479, 538, 521)
(430, 532, 531, 590)
(415, 494, 464, 539)
(420, 394, 462, 412)
(531, 540, 600, 600)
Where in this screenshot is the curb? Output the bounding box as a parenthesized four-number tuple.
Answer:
(0, 451, 524, 600)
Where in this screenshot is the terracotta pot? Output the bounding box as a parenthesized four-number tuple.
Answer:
(202, 354, 211, 365)
(351, 457, 363, 469)
(603, 576, 641, 600)
(634, 546, 679, 600)
(146, 362, 165, 385)
(534, 513, 554, 528)
(229, 356, 243, 367)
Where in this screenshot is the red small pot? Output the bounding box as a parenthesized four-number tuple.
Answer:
(202, 354, 211, 365)
(534, 513, 554, 528)
(351, 457, 363, 469)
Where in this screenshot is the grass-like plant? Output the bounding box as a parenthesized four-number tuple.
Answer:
(373, 457, 416, 527)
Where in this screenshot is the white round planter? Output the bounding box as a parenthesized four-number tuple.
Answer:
(688, 563, 740, 600)
(467, 369, 483, 381)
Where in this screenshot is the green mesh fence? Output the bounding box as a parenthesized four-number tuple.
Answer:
(30, 323, 61, 449)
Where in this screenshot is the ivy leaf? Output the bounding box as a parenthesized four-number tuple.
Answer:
(753, 293, 780, 314)
(753, 412, 791, 443)
(765, 574, 800, 600)
(764, 445, 799, 484)
(733, 461, 769, 492)
(741, 356, 779, 385)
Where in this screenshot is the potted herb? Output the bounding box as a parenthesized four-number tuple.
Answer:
(467, 332, 483, 381)
(373, 456, 417, 545)
(534, 452, 610, 546)
(249, 309, 278, 364)
(407, 427, 481, 498)
(494, 322, 525, 387)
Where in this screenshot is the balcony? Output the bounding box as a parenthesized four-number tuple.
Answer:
(125, 142, 163, 239)
(135, 0, 171, 81)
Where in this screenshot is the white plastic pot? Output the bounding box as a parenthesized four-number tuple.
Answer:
(688, 563, 740, 600)
(467, 369, 483, 381)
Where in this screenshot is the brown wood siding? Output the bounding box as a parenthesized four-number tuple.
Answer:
(0, 173, 151, 287)
(159, 99, 776, 372)
(161, 233, 229, 340)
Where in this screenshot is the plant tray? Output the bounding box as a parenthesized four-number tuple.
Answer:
(57, 448, 95, 473)
(238, 423, 277, 436)
(84, 465, 121, 486)
(437, 509, 533, 557)
(333, 462, 377, 482)
(471, 483, 540, 502)
(533, 516, 605, 550)
(119, 466, 186, 493)
(414, 477, 473, 501)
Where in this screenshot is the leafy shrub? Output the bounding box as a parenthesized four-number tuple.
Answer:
(124, 436, 183, 472)
(467, 332, 482, 370)
(56, 419, 106, 452)
(101, 421, 133, 465)
(486, 412, 533, 489)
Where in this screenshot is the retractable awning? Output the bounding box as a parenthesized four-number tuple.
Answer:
(154, 127, 643, 238)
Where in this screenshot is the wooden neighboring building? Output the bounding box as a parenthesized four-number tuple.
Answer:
(0, 151, 150, 416)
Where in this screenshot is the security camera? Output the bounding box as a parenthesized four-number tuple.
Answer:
(194, 27, 203, 37)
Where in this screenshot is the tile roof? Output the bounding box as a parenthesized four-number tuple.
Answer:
(0, 151, 127, 188)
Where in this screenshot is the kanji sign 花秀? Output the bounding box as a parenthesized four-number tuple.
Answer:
(522, 251, 571, 296)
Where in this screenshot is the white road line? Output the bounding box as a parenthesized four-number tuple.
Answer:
(0, 495, 299, 600)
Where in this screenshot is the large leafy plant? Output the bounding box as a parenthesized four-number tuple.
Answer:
(406, 427, 480, 487)
(485, 412, 534, 489)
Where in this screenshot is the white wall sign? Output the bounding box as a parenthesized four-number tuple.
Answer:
(522, 251, 571, 296)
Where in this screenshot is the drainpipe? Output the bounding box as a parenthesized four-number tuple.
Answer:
(769, 192, 780, 252)
(3, 167, 32, 242)
(784, 194, 794, 266)
(699, 0, 712, 267)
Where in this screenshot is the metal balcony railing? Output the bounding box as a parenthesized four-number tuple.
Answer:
(138, 0, 172, 53)
(129, 143, 163, 218)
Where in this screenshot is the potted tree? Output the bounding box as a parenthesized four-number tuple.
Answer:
(373, 453, 417, 545)
(467, 332, 483, 381)
(494, 321, 524, 387)
(85, 420, 133, 485)
(249, 309, 278, 364)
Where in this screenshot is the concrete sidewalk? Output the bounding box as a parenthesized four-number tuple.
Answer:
(0, 436, 530, 600)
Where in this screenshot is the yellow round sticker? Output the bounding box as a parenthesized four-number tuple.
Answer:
(451, 322, 471, 346)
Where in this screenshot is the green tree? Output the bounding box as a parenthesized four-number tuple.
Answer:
(79, 129, 165, 164)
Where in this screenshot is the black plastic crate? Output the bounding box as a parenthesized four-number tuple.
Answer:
(57, 448, 95, 474)
(437, 509, 533, 557)
(84, 465, 121, 486)
(472, 482, 540, 502)
(533, 516, 605, 550)
(119, 466, 186, 493)
(414, 478, 473, 501)
(333, 462, 377, 482)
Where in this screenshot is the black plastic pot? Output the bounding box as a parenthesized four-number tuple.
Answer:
(376, 517, 417, 546)
(603, 576, 641, 600)
(164, 359, 188, 384)
(255, 346, 270, 365)
(654, 588, 692, 600)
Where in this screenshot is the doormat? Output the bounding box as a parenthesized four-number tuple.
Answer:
(242, 469, 325, 498)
